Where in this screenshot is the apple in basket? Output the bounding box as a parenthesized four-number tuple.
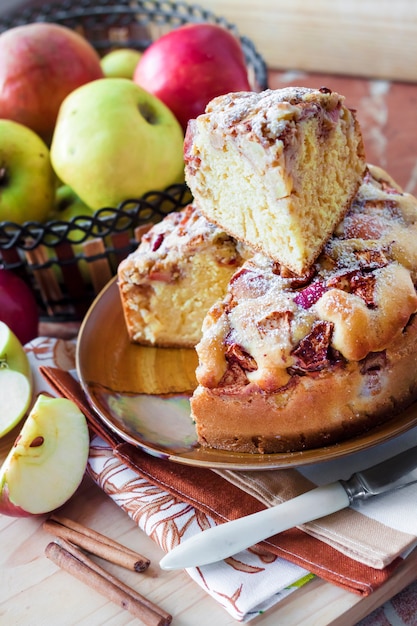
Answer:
(0, 394, 90, 516)
(0, 321, 33, 439)
(48, 185, 98, 283)
(54, 184, 95, 221)
(101, 48, 143, 79)
(133, 23, 252, 131)
(50, 78, 185, 210)
(0, 119, 57, 224)
(0, 22, 104, 144)
(0, 268, 39, 345)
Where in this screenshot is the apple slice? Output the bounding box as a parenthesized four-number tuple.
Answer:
(0, 394, 90, 517)
(0, 369, 32, 439)
(0, 321, 33, 437)
(0, 320, 31, 379)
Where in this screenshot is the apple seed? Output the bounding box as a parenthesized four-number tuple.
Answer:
(29, 436, 44, 448)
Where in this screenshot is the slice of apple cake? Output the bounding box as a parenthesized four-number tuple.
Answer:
(118, 204, 251, 348)
(184, 86, 366, 275)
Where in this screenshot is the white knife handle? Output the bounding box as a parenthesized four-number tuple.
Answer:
(160, 481, 349, 570)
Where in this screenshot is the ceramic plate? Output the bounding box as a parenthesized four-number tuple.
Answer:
(76, 278, 417, 470)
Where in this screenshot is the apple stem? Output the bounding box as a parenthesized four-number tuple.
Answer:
(138, 102, 158, 125)
(0, 166, 7, 186)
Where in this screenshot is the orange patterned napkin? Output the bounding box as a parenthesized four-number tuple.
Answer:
(25, 336, 415, 618)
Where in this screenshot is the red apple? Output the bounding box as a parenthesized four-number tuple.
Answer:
(133, 23, 251, 131)
(0, 269, 39, 345)
(0, 22, 104, 144)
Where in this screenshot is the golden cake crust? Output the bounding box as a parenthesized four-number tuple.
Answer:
(184, 87, 366, 275)
(191, 165, 417, 453)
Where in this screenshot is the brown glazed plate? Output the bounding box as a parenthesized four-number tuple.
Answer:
(76, 278, 417, 470)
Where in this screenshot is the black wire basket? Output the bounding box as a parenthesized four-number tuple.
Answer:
(0, 0, 268, 322)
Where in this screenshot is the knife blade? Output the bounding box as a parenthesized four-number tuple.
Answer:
(159, 444, 417, 570)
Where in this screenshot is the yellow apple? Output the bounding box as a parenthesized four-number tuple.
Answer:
(48, 185, 98, 284)
(101, 48, 142, 79)
(0, 119, 56, 224)
(50, 78, 185, 210)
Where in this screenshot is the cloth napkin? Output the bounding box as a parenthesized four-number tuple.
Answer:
(26, 336, 310, 621)
(25, 336, 417, 621)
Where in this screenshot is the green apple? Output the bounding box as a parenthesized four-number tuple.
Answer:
(54, 184, 94, 219)
(0, 320, 31, 379)
(0, 394, 90, 517)
(0, 119, 56, 224)
(0, 321, 32, 438)
(101, 48, 142, 79)
(48, 185, 102, 284)
(51, 184, 97, 244)
(50, 78, 185, 210)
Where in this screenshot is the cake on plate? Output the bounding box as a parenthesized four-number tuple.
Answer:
(118, 204, 251, 348)
(184, 86, 366, 275)
(191, 165, 417, 453)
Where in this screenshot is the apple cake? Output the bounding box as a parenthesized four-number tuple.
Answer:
(191, 165, 417, 453)
(117, 204, 251, 348)
(184, 86, 366, 275)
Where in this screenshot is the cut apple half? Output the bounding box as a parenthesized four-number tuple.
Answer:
(0, 369, 32, 438)
(0, 320, 31, 378)
(0, 321, 33, 438)
(0, 394, 90, 516)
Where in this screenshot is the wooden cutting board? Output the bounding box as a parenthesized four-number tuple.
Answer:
(197, 0, 417, 82)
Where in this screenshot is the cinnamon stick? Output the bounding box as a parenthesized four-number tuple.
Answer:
(45, 541, 172, 626)
(43, 515, 150, 572)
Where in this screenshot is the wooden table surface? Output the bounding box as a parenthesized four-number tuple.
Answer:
(2, 70, 417, 625)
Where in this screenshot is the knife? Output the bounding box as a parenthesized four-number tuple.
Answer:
(159, 444, 417, 570)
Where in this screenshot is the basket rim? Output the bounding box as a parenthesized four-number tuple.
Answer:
(0, 184, 191, 251)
